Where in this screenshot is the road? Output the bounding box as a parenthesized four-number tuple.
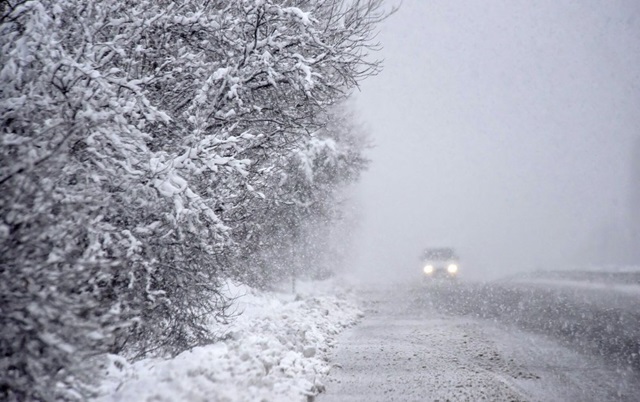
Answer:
(320, 277, 640, 401)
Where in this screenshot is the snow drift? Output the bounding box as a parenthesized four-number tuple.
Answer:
(95, 279, 362, 401)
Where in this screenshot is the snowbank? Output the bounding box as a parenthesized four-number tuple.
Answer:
(95, 278, 362, 401)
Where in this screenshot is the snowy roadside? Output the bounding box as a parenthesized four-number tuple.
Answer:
(94, 278, 362, 402)
(511, 277, 640, 294)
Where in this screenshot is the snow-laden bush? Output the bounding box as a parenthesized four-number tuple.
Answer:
(229, 107, 371, 286)
(0, 0, 389, 399)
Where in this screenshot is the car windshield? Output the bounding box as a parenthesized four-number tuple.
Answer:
(422, 248, 457, 261)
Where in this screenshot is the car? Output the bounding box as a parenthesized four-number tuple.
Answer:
(421, 247, 460, 280)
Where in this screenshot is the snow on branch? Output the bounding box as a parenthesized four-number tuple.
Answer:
(0, 0, 389, 399)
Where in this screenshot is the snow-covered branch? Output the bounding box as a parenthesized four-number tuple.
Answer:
(1, 0, 388, 399)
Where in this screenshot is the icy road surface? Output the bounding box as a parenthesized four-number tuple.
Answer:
(321, 281, 640, 402)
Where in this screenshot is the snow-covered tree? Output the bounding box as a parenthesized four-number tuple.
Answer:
(227, 104, 371, 286)
(1, 0, 390, 399)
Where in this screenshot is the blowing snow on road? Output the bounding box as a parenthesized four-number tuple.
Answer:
(321, 276, 640, 402)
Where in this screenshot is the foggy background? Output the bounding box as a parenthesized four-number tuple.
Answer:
(349, 0, 640, 282)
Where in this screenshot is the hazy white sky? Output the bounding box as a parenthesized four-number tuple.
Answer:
(351, 0, 640, 281)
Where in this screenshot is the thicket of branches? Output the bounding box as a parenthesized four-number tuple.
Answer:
(0, 0, 389, 399)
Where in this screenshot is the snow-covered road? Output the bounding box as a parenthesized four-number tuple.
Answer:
(321, 282, 640, 401)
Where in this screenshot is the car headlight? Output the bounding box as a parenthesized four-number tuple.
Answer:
(423, 265, 434, 275)
(447, 264, 458, 274)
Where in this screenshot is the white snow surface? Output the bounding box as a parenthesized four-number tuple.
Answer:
(515, 277, 640, 294)
(95, 279, 362, 402)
